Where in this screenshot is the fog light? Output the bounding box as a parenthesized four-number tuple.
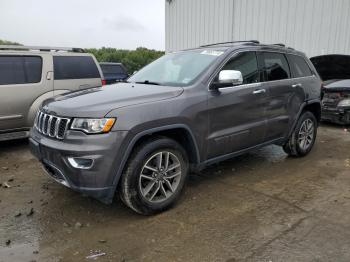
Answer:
(67, 157, 94, 169)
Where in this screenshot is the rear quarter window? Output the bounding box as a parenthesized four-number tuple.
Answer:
(53, 56, 100, 80)
(0, 56, 42, 85)
(288, 55, 313, 78)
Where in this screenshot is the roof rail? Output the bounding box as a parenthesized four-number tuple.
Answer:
(0, 45, 85, 53)
(200, 40, 260, 47)
(272, 43, 286, 47)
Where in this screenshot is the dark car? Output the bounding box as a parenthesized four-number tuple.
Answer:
(321, 80, 350, 125)
(30, 41, 322, 215)
(311, 55, 350, 125)
(100, 62, 128, 85)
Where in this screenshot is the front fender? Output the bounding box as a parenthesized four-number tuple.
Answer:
(106, 124, 201, 202)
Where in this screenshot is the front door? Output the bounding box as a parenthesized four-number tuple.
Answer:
(207, 51, 268, 159)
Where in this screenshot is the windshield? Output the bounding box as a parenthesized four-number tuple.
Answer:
(128, 50, 225, 86)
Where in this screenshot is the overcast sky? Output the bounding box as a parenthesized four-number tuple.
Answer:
(0, 0, 165, 50)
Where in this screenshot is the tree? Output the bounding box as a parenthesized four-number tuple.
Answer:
(0, 39, 164, 73)
(0, 39, 21, 45)
(86, 47, 164, 74)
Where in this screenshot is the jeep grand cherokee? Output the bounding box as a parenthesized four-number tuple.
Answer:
(29, 41, 322, 215)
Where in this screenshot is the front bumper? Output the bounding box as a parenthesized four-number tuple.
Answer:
(29, 128, 129, 203)
(321, 106, 350, 125)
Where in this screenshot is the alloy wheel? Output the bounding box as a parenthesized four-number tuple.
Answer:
(298, 118, 315, 151)
(139, 151, 182, 203)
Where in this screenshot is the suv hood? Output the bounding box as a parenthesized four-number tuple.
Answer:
(311, 55, 350, 81)
(324, 79, 350, 92)
(42, 83, 184, 117)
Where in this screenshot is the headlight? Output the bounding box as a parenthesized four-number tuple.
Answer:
(338, 99, 350, 107)
(71, 118, 116, 134)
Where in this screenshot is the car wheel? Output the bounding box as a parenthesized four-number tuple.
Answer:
(283, 111, 317, 157)
(119, 137, 189, 215)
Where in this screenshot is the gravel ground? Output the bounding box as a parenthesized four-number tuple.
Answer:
(1, 124, 350, 262)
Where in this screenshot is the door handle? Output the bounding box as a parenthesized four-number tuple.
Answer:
(292, 83, 302, 88)
(253, 89, 266, 94)
(46, 71, 53, 80)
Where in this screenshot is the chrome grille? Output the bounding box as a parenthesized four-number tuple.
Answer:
(34, 111, 70, 139)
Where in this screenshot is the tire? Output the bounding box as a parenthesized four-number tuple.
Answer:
(119, 137, 189, 215)
(283, 111, 317, 157)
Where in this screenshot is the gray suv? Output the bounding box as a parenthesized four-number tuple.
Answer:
(29, 41, 322, 215)
(0, 45, 103, 141)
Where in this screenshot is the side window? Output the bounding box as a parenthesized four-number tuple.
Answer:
(259, 52, 290, 81)
(101, 65, 127, 75)
(24, 57, 42, 83)
(53, 56, 100, 80)
(221, 52, 259, 84)
(288, 55, 313, 78)
(0, 56, 42, 85)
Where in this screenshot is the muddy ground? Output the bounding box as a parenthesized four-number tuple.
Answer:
(1, 124, 350, 262)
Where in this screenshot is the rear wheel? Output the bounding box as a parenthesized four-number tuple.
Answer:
(119, 137, 188, 215)
(283, 111, 317, 157)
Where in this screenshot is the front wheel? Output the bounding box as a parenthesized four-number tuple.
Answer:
(119, 137, 189, 215)
(283, 111, 317, 157)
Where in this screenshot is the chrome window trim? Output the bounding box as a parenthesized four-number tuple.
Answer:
(207, 49, 317, 91)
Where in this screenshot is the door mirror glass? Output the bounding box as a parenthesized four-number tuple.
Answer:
(212, 70, 243, 89)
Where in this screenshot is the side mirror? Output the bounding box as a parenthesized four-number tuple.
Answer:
(212, 70, 243, 89)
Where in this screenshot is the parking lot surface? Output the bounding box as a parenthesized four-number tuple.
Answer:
(1, 125, 350, 262)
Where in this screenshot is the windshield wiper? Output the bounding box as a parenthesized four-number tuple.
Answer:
(135, 80, 161, 85)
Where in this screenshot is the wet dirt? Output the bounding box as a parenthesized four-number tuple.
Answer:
(1, 124, 350, 262)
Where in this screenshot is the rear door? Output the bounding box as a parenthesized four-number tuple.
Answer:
(0, 54, 53, 131)
(53, 55, 102, 95)
(257, 52, 296, 141)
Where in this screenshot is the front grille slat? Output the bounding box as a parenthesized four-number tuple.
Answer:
(54, 118, 61, 137)
(57, 119, 69, 139)
(39, 112, 44, 132)
(43, 115, 49, 135)
(47, 116, 53, 135)
(34, 111, 70, 140)
(49, 117, 57, 137)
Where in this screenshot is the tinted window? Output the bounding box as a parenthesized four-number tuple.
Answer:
(24, 57, 42, 83)
(289, 55, 313, 78)
(101, 64, 127, 75)
(0, 56, 42, 85)
(221, 52, 259, 84)
(53, 56, 100, 80)
(260, 52, 290, 81)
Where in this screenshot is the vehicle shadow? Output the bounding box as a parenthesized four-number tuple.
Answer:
(0, 138, 28, 158)
(0, 138, 28, 148)
(320, 121, 350, 129)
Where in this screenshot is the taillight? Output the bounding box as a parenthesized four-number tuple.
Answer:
(101, 79, 107, 86)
